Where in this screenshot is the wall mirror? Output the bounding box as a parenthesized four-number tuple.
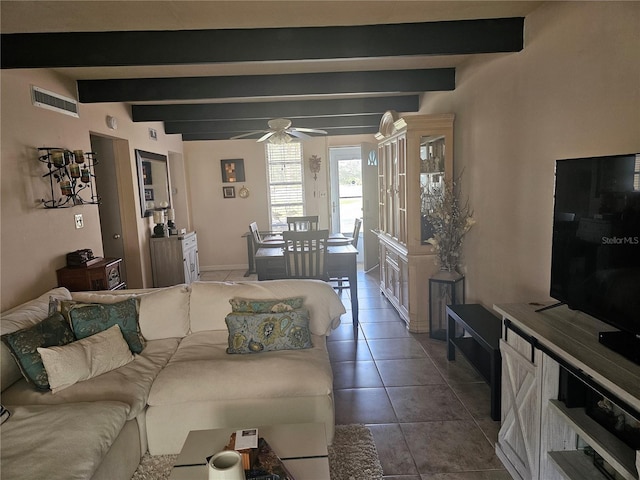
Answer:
(135, 149, 171, 217)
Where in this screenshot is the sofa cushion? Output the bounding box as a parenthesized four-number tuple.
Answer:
(1, 337, 179, 420)
(190, 280, 346, 335)
(70, 285, 190, 340)
(0, 401, 129, 480)
(229, 297, 304, 313)
(1, 287, 72, 390)
(148, 330, 333, 406)
(38, 325, 134, 394)
(225, 310, 312, 354)
(68, 298, 145, 353)
(1, 312, 76, 390)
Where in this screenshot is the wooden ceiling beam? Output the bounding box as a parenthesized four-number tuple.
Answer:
(164, 114, 383, 134)
(182, 126, 381, 142)
(2, 18, 524, 69)
(78, 69, 453, 103)
(132, 95, 420, 122)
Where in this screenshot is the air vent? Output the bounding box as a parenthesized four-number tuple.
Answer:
(31, 86, 79, 117)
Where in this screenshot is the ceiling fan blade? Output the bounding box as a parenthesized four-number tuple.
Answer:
(231, 130, 267, 140)
(257, 131, 276, 142)
(288, 130, 311, 140)
(292, 127, 328, 135)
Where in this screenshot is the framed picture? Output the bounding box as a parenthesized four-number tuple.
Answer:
(144, 188, 154, 201)
(221, 159, 245, 183)
(223, 186, 236, 198)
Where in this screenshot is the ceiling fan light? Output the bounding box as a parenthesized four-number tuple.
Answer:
(269, 132, 294, 144)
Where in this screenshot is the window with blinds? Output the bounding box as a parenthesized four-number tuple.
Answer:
(266, 143, 305, 230)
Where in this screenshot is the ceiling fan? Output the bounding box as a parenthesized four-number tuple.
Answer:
(231, 118, 327, 144)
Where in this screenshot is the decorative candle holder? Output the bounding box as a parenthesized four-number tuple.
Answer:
(152, 210, 167, 238)
(38, 147, 100, 208)
(166, 209, 177, 235)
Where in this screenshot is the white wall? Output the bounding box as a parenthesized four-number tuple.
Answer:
(184, 134, 376, 270)
(420, 1, 640, 308)
(0, 69, 185, 310)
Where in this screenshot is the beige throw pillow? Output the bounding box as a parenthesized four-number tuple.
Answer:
(37, 324, 134, 393)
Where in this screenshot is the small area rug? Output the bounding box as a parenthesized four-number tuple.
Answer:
(131, 424, 383, 480)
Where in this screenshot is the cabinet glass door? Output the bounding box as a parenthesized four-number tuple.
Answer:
(420, 135, 446, 244)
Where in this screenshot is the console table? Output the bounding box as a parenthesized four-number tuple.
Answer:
(446, 304, 501, 420)
(56, 257, 125, 291)
(494, 303, 640, 480)
(149, 232, 200, 287)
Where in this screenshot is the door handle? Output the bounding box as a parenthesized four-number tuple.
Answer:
(113, 234, 121, 239)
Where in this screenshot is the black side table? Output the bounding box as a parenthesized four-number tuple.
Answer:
(446, 303, 502, 421)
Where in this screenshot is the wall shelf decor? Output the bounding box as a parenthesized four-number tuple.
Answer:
(38, 147, 99, 208)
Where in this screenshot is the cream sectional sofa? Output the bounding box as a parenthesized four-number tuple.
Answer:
(0, 279, 345, 480)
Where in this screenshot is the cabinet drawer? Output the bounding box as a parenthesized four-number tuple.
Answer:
(182, 234, 197, 251)
(385, 248, 400, 267)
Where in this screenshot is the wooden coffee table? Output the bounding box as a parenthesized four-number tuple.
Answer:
(169, 423, 329, 480)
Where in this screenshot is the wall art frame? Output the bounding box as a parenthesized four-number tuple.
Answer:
(220, 158, 245, 183)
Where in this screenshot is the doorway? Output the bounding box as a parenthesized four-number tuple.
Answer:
(329, 146, 364, 263)
(329, 147, 362, 234)
(329, 144, 379, 270)
(90, 134, 128, 285)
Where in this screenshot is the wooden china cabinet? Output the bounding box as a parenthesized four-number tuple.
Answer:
(375, 112, 455, 332)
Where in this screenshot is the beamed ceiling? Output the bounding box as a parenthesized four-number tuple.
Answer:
(0, 1, 540, 141)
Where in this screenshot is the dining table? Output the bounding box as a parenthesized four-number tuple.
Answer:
(254, 242, 359, 326)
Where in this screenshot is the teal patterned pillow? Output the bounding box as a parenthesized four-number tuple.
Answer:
(229, 297, 305, 313)
(0, 312, 76, 390)
(225, 309, 313, 354)
(68, 298, 145, 354)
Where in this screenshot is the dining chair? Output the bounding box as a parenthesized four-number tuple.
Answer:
(328, 218, 362, 291)
(282, 229, 329, 280)
(328, 217, 362, 247)
(249, 222, 284, 250)
(286, 215, 319, 231)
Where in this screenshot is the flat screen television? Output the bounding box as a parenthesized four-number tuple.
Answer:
(550, 153, 640, 364)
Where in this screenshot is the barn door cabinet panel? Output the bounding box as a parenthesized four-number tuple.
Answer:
(494, 303, 640, 480)
(376, 112, 454, 332)
(150, 232, 200, 287)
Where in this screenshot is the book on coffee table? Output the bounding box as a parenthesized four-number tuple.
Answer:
(226, 431, 295, 480)
(247, 437, 296, 480)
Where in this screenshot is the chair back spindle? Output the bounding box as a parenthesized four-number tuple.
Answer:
(282, 229, 329, 280)
(286, 215, 319, 231)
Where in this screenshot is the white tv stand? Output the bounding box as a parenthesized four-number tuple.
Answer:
(493, 303, 640, 480)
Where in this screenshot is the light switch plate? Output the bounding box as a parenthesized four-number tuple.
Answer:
(74, 213, 84, 229)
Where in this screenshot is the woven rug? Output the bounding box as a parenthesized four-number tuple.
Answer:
(132, 424, 383, 480)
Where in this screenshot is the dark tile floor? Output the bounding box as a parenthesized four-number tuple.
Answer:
(327, 267, 512, 480)
(201, 266, 512, 479)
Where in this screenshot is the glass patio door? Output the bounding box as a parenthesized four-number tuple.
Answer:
(329, 146, 363, 235)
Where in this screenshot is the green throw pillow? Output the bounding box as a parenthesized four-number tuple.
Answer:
(225, 310, 313, 354)
(229, 297, 305, 314)
(1, 312, 76, 390)
(68, 298, 145, 354)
